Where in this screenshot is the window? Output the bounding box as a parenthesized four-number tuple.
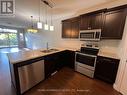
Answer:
(0, 28, 18, 48)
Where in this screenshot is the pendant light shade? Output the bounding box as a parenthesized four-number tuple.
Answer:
(37, 0, 43, 29)
(27, 16, 38, 33)
(49, 5, 54, 31)
(37, 22, 42, 29)
(44, 24, 49, 30)
(50, 25, 54, 31)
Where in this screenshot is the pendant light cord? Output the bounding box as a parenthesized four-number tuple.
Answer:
(44, 3, 47, 24)
(51, 8, 53, 25)
(45, 5, 48, 24)
(39, 0, 41, 22)
(31, 16, 33, 28)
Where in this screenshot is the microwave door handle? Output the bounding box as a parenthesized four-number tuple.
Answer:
(99, 31, 101, 40)
(94, 32, 96, 39)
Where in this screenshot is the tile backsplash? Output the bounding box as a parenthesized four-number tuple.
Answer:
(99, 40, 120, 53)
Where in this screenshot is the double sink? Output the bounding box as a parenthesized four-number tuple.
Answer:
(40, 49, 59, 53)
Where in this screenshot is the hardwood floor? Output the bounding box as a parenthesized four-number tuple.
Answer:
(0, 53, 121, 95)
(24, 68, 121, 95)
(0, 53, 16, 95)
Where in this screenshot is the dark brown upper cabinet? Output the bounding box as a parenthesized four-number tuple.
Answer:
(80, 14, 91, 30)
(102, 7, 127, 39)
(62, 20, 72, 38)
(80, 9, 106, 30)
(90, 13, 105, 30)
(62, 17, 79, 38)
(62, 4, 127, 39)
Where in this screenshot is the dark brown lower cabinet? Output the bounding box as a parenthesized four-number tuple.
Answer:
(44, 51, 75, 78)
(63, 50, 75, 69)
(44, 53, 58, 78)
(94, 56, 119, 84)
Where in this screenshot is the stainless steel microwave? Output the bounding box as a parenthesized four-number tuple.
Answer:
(79, 29, 101, 41)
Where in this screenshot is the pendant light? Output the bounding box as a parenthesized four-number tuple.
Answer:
(27, 16, 38, 33)
(42, 0, 54, 31)
(50, 8, 54, 31)
(37, 0, 42, 29)
(44, 4, 49, 30)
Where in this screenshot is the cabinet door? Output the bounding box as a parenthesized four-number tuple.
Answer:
(64, 50, 75, 69)
(102, 9, 126, 39)
(91, 13, 104, 29)
(71, 18, 79, 38)
(62, 20, 72, 38)
(44, 55, 57, 78)
(95, 56, 119, 84)
(80, 15, 91, 30)
(95, 57, 119, 84)
(62, 17, 79, 38)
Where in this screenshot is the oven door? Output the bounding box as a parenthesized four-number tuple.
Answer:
(75, 52, 97, 70)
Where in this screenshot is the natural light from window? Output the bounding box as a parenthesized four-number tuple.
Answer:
(0, 28, 18, 48)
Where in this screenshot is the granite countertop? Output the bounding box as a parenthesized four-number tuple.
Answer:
(8, 46, 120, 65)
(7, 47, 78, 64)
(98, 50, 120, 60)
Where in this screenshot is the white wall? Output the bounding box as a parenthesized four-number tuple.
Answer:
(113, 17, 127, 94)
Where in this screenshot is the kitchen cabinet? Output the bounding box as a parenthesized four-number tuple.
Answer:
(80, 14, 90, 30)
(62, 5, 127, 39)
(94, 56, 119, 84)
(63, 50, 75, 69)
(102, 8, 127, 39)
(62, 20, 71, 38)
(44, 50, 75, 78)
(62, 17, 79, 38)
(80, 9, 106, 30)
(91, 13, 105, 30)
(44, 53, 60, 78)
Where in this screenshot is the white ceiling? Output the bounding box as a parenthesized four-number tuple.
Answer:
(0, 0, 114, 28)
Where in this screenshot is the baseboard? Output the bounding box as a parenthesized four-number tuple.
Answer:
(113, 83, 120, 92)
(113, 84, 125, 95)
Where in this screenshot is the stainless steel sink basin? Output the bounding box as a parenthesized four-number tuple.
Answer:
(41, 49, 59, 53)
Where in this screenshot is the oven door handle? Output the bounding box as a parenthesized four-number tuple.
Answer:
(76, 52, 97, 58)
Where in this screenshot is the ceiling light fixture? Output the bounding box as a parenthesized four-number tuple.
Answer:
(41, 0, 54, 31)
(50, 7, 54, 31)
(37, 0, 42, 29)
(27, 16, 38, 33)
(44, 3, 49, 30)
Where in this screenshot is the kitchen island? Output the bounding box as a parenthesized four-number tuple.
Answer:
(8, 48, 76, 95)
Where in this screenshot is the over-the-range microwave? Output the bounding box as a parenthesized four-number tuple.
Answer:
(79, 29, 101, 41)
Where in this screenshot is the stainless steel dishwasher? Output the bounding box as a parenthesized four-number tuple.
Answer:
(18, 60, 44, 94)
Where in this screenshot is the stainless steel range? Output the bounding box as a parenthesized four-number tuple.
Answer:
(75, 45, 99, 78)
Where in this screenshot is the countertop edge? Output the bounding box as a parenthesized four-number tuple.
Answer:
(8, 49, 76, 65)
